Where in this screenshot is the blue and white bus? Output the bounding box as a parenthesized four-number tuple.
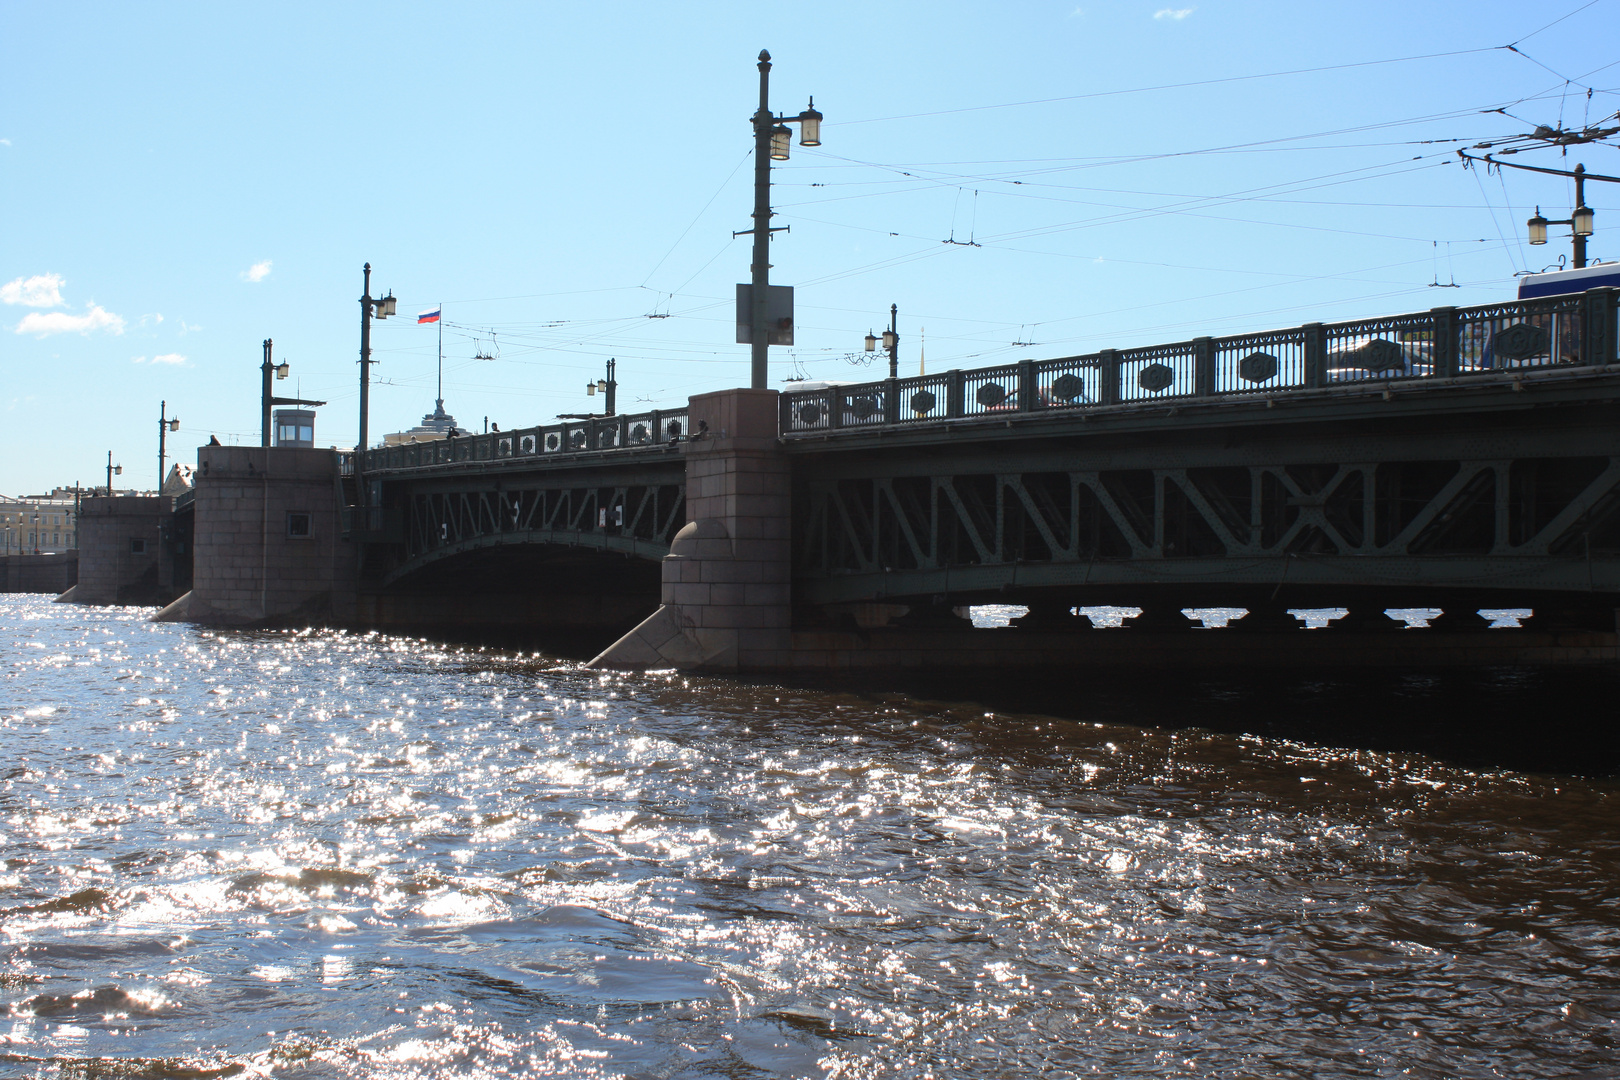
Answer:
(1517, 263, 1620, 299)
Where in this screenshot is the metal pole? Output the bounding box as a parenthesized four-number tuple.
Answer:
(605, 358, 617, 415)
(358, 263, 372, 512)
(261, 339, 273, 447)
(750, 50, 773, 390)
(158, 400, 167, 491)
(1574, 163, 1588, 270)
(888, 303, 899, 380)
(106, 451, 113, 497)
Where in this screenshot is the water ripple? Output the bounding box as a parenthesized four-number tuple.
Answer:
(1, 596, 1618, 1076)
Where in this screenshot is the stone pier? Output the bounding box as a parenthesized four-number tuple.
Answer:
(64, 496, 176, 605)
(591, 388, 792, 670)
(1, 552, 78, 595)
(155, 445, 355, 625)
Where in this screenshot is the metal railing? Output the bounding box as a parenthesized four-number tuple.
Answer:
(780, 288, 1619, 434)
(346, 407, 690, 475)
(334, 289, 1618, 469)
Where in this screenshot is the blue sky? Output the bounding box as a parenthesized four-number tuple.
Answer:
(3, 1, 1616, 494)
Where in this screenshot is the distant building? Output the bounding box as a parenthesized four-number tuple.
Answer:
(0, 492, 82, 554)
(383, 398, 469, 446)
(162, 464, 197, 496)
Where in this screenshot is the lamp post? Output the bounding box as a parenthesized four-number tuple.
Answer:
(259, 338, 326, 449)
(356, 263, 397, 513)
(585, 358, 618, 415)
(260, 338, 288, 447)
(105, 451, 122, 497)
(742, 50, 822, 389)
(157, 400, 180, 491)
(1527, 163, 1596, 268)
(1458, 150, 1615, 270)
(864, 304, 901, 379)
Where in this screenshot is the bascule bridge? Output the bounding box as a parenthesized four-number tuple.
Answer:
(152, 287, 1620, 669)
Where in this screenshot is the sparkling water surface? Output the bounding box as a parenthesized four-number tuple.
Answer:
(2, 595, 1618, 1078)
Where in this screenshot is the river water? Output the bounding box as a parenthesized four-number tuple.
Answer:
(3, 595, 1618, 1078)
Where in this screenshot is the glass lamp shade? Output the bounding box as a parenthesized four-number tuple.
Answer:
(168, 419, 180, 431)
(864, 332, 877, 352)
(1527, 211, 1549, 246)
(770, 125, 792, 160)
(799, 101, 822, 147)
(379, 295, 398, 318)
(1573, 205, 1594, 237)
(587, 382, 597, 396)
(276, 363, 290, 380)
(882, 330, 898, 350)
(114, 465, 123, 476)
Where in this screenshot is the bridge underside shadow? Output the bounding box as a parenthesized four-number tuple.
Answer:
(358, 541, 661, 651)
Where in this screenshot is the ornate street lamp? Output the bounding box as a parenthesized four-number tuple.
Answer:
(863, 304, 901, 379)
(1515, 162, 1596, 268)
(157, 401, 179, 490)
(1527, 209, 1549, 248)
(740, 51, 823, 390)
(354, 263, 399, 520)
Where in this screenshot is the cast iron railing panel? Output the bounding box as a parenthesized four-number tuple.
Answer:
(346, 407, 690, 477)
(780, 288, 1618, 435)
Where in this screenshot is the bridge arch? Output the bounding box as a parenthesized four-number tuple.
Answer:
(380, 527, 669, 589)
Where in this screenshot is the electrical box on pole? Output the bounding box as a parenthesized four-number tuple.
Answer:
(735, 284, 795, 346)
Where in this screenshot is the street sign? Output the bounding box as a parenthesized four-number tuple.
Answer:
(735, 284, 794, 345)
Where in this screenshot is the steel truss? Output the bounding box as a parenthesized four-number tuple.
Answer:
(379, 480, 685, 588)
(795, 440, 1620, 604)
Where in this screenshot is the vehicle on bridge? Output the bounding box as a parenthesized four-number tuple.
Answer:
(1517, 263, 1620, 299)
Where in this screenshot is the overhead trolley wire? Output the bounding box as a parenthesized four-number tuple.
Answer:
(837, 47, 1504, 127)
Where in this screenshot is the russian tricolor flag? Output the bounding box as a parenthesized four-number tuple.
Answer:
(418, 307, 441, 324)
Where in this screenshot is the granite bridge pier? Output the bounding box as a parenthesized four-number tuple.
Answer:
(88, 287, 1620, 669)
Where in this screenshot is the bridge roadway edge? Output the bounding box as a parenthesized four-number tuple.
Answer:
(93, 373, 1620, 669)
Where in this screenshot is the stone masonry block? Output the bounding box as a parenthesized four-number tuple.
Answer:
(707, 583, 748, 607)
(697, 560, 764, 584)
(744, 582, 792, 606)
(691, 538, 734, 559)
(665, 582, 711, 606)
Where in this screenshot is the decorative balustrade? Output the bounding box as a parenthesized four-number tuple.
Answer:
(780, 288, 1618, 434)
(337, 289, 1618, 473)
(347, 407, 690, 475)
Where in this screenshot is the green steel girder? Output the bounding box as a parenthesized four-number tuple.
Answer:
(798, 554, 1620, 606)
(792, 391, 1620, 604)
(381, 481, 684, 588)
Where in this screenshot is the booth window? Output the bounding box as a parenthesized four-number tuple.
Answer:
(287, 512, 313, 539)
(130, 538, 147, 554)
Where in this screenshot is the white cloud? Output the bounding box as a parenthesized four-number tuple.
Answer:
(0, 139, 11, 147)
(151, 352, 187, 365)
(1154, 7, 1194, 18)
(138, 313, 164, 328)
(15, 304, 126, 337)
(179, 320, 202, 335)
(1, 273, 66, 307)
(241, 259, 273, 283)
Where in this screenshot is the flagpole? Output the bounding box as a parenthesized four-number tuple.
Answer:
(437, 309, 443, 403)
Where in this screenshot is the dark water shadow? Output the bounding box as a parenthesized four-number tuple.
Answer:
(757, 665, 1620, 778)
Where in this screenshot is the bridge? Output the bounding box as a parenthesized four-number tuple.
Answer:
(151, 286, 1620, 669)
